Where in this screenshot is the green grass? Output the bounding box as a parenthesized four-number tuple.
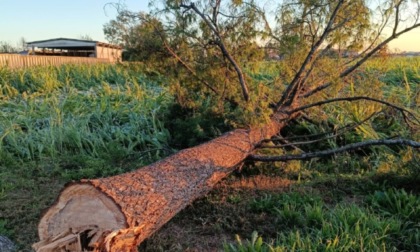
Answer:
(0, 63, 174, 249)
(225, 187, 419, 252)
(0, 63, 172, 168)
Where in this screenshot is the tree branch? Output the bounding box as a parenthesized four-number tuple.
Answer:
(260, 111, 381, 148)
(163, 41, 218, 93)
(249, 138, 420, 162)
(393, 0, 402, 36)
(135, 14, 240, 106)
(276, 0, 346, 108)
(303, 2, 420, 98)
(287, 96, 419, 125)
(180, 3, 250, 101)
(339, 25, 420, 79)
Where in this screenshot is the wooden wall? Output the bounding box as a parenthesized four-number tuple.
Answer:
(0, 54, 111, 69)
(96, 46, 122, 63)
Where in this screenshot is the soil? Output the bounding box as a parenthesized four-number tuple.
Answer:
(142, 174, 293, 251)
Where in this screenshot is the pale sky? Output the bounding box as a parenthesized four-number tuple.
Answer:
(0, 0, 419, 52)
(389, 29, 420, 52)
(0, 0, 149, 45)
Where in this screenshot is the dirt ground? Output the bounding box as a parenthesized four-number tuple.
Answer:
(142, 174, 293, 252)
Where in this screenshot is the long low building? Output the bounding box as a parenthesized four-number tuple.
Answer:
(26, 38, 122, 62)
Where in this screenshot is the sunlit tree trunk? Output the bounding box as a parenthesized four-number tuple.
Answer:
(33, 111, 294, 252)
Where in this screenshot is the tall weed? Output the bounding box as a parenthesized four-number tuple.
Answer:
(0, 64, 172, 177)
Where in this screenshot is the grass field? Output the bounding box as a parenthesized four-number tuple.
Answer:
(0, 63, 173, 249)
(0, 57, 419, 251)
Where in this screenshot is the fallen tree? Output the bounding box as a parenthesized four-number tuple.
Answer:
(33, 112, 295, 251)
(34, 0, 420, 251)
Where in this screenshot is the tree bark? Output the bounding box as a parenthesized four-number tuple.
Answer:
(33, 112, 292, 252)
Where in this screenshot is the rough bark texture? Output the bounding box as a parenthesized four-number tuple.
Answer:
(33, 112, 291, 252)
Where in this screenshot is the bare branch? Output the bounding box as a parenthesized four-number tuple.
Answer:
(393, 0, 403, 36)
(249, 138, 420, 162)
(344, 12, 391, 66)
(277, 0, 346, 108)
(260, 111, 381, 148)
(163, 41, 217, 93)
(301, 80, 331, 98)
(287, 96, 419, 125)
(180, 3, 250, 101)
(304, 32, 420, 98)
(136, 14, 219, 97)
(340, 26, 420, 78)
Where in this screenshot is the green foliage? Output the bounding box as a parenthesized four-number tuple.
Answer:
(366, 188, 420, 251)
(250, 192, 321, 214)
(223, 231, 269, 252)
(0, 64, 172, 175)
(0, 219, 12, 236)
(164, 103, 229, 148)
(273, 0, 371, 58)
(275, 56, 419, 177)
(368, 188, 420, 223)
(149, 0, 280, 126)
(104, 11, 168, 62)
(227, 188, 420, 252)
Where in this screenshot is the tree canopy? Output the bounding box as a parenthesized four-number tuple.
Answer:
(102, 0, 420, 148)
(104, 11, 168, 61)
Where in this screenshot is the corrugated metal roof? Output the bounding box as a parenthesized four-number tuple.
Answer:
(27, 38, 121, 50)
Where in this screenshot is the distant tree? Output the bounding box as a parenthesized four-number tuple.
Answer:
(17, 37, 27, 51)
(0, 41, 17, 53)
(103, 11, 167, 61)
(79, 34, 94, 41)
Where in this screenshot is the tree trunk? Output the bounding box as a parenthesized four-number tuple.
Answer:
(32, 112, 291, 252)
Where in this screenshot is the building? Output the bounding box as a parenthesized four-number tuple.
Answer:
(26, 38, 122, 62)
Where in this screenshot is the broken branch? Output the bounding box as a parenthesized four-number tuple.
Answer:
(249, 138, 420, 162)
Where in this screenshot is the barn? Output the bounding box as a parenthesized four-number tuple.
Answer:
(26, 38, 122, 62)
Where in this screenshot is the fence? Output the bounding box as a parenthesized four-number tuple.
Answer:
(0, 54, 111, 69)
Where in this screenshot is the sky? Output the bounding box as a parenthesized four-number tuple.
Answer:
(0, 0, 419, 52)
(0, 0, 149, 46)
(390, 29, 420, 52)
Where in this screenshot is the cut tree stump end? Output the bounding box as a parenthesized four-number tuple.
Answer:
(33, 183, 127, 251)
